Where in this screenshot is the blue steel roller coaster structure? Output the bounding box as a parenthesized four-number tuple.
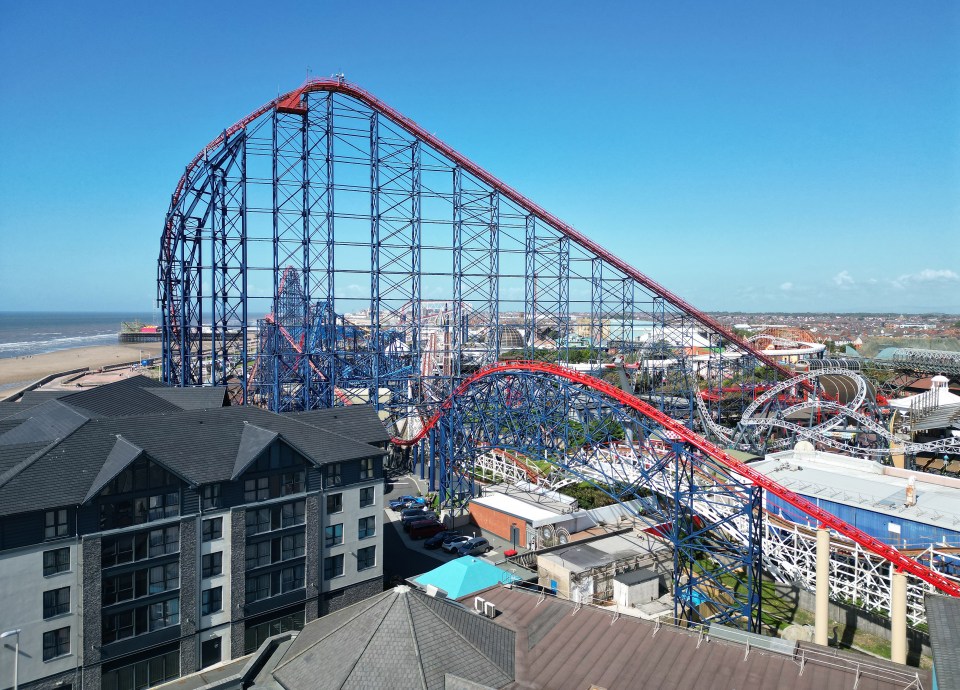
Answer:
(158, 78, 960, 629)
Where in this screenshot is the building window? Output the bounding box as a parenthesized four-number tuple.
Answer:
(99, 491, 180, 531)
(201, 552, 222, 578)
(324, 523, 343, 548)
(149, 598, 179, 631)
(324, 463, 342, 487)
(359, 487, 375, 508)
(202, 484, 221, 510)
(101, 526, 178, 568)
(101, 650, 179, 690)
(202, 517, 222, 542)
(246, 500, 305, 537)
(246, 540, 272, 570)
(281, 532, 305, 561)
(42, 627, 70, 661)
(324, 554, 344, 580)
(244, 471, 305, 502)
(246, 574, 271, 603)
(43, 587, 70, 618)
(43, 547, 70, 576)
(326, 493, 342, 515)
(281, 564, 305, 593)
(45, 509, 69, 540)
(360, 457, 374, 480)
(357, 546, 376, 571)
(358, 516, 376, 540)
(243, 611, 304, 655)
(201, 587, 223, 615)
(103, 563, 178, 606)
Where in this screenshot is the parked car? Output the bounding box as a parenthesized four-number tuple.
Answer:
(399, 506, 431, 522)
(455, 537, 492, 557)
(389, 495, 416, 511)
(441, 535, 472, 553)
(408, 519, 446, 540)
(402, 511, 438, 530)
(423, 530, 461, 550)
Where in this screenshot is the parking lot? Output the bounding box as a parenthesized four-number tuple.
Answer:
(382, 473, 508, 583)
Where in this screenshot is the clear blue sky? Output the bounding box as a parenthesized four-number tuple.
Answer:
(0, 1, 957, 314)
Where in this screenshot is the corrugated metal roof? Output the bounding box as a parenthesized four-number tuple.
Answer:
(755, 450, 960, 533)
(925, 593, 960, 690)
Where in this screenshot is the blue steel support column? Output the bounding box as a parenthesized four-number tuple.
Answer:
(591, 258, 603, 357)
(410, 140, 422, 393)
(178, 217, 188, 386)
(558, 236, 570, 361)
(451, 166, 463, 381)
(524, 215, 536, 357)
(301, 105, 312, 410)
(370, 111, 381, 409)
(211, 167, 224, 386)
(325, 93, 337, 406)
(622, 278, 634, 356)
(489, 192, 500, 358)
(240, 136, 248, 403)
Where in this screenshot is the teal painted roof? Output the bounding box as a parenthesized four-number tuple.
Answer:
(413, 556, 519, 598)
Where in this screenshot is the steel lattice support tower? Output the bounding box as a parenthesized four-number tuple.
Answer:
(158, 78, 795, 435)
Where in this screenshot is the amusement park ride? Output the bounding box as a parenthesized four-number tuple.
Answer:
(158, 77, 960, 629)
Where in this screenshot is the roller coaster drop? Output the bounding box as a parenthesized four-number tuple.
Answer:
(159, 79, 960, 627)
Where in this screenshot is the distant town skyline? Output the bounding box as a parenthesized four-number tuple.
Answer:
(0, 1, 957, 313)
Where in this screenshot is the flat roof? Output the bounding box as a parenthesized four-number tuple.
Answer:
(471, 491, 566, 527)
(755, 449, 960, 532)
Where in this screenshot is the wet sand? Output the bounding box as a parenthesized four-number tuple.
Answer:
(0, 342, 163, 388)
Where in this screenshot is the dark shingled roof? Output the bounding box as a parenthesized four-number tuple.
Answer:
(0, 379, 388, 516)
(284, 406, 391, 445)
(271, 586, 514, 690)
(926, 593, 960, 690)
(59, 376, 183, 417)
(144, 386, 230, 410)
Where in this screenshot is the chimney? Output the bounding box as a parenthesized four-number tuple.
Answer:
(905, 476, 916, 507)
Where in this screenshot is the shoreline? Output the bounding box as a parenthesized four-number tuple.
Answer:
(0, 342, 163, 387)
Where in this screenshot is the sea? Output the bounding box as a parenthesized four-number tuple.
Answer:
(0, 311, 158, 360)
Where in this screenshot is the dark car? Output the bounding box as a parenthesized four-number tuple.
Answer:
(455, 537, 491, 557)
(423, 530, 461, 550)
(408, 519, 446, 540)
(402, 511, 438, 530)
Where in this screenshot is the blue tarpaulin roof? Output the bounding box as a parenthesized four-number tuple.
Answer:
(413, 556, 519, 599)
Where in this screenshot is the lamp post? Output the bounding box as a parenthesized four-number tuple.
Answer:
(1, 629, 20, 690)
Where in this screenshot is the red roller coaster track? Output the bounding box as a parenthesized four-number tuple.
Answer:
(394, 360, 960, 598)
(163, 77, 794, 383)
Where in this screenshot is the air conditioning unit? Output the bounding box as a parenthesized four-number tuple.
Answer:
(482, 601, 497, 618)
(425, 585, 447, 599)
(473, 596, 487, 612)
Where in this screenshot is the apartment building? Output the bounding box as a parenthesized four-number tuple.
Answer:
(0, 377, 389, 690)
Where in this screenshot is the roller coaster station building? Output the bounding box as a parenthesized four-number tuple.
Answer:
(0, 377, 389, 690)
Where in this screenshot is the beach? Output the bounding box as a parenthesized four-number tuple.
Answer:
(0, 342, 163, 389)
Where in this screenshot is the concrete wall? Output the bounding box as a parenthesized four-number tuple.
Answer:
(0, 539, 82, 688)
(774, 583, 932, 658)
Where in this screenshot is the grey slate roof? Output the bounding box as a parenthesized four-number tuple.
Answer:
(144, 386, 230, 410)
(233, 424, 279, 479)
(271, 586, 514, 690)
(926, 593, 960, 690)
(284, 406, 391, 445)
(0, 379, 388, 516)
(83, 436, 145, 502)
(59, 375, 181, 417)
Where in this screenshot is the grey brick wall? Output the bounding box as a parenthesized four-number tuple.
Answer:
(304, 494, 320, 623)
(323, 577, 383, 616)
(229, 508, 246, 659)
(81, 535, 102, 690)
(179, 516, 198, 675)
